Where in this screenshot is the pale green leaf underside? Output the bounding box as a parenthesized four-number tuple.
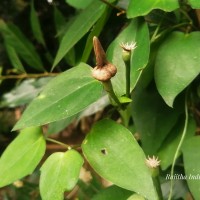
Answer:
(40, 150, 83, 200)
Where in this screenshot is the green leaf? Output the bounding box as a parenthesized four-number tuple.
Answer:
(53, 1, 107, 68)
(188, 0, 200, 8)
(5, 43, 25, 72)
(0, 20, 44, 71)
(40, 150, 83, 200)
(131, 87, 181, 155)
(127, 194, 145, 200)
(65, 0, 94, 9)
(127, 0, 179, 18)
(30, 0, 46, 46)
(92, 185, 133, 200)
(107, 18, 149, 97)
(155, 32, 200, 107)
(158, 117, 196, 170)
(0, 127, 45, 187)
(82, 119, 158, 200)
(182, 136, 200, 199)
(81, 8, 110, 63)
(13, 63, 103, 130)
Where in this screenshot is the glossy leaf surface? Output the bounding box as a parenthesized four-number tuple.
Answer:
(0, 127, 45, 187)
(82, 119, 158, 200)
(127, 0, 179, 18)
(107, 19, 149, 97)
(155, 32, 200, 107)
(182, 137, 200, 199)
(40, 150, 83, 200)
(13, 63, 103, 130)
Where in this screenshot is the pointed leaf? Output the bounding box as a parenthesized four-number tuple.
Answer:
(5, 43, 25, 72)
(182, 137, 200, 199)
(30, 0, 46, 46)
(131, 87, 181, 155)
(13, 63, 103, 130)
(53, 1, 107, 68)
(65, 0, 94, 9)
(0, 127, 45, 187)
(107, 19, 149, 96)
(82, 119, 158, 200)
(0, 19, 44, 71)
(127, 0, 179, 18)
(40, 150, 83, 200)
(155, 32, 200, 107)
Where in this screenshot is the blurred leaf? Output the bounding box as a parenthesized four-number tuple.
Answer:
(82, 119, 158, 200)
(0, 127, 45, 187)
(53, 1, 109, 68)
(127, 194, 145, 200)
(13, 63, 103, 130)
(81, 7, 111, 63)
(0, 77, 53, 108)
(188, 0, 200, 8)
(131, 87, 181, 155)
(182, 136, 200, 199)
(155, 32, 200, 107)
(0, 20, 44, 71)
(107, 18, 149, 97)
(30, 0, 46, 46)
(92, 185, 133, 200)
(158, 117, 196, 170)
(5, 43, 25, 72)
(65, 0, 94, 9)
(47, 115, 76, 135)
(40, 150, 83, 200)
(127, 0, 179, 18)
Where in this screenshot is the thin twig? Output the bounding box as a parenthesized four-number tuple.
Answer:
(0, 72, 58, 80)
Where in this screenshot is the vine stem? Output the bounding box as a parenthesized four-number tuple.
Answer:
(0, 72, 58, 80)
(46, 138, 71, 150)
(125, 60, 131, 98)
(168, 93, 189, 200)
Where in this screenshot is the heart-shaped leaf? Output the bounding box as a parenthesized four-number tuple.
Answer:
(82, 119, 158, 200)
(155, 32, 200, 107)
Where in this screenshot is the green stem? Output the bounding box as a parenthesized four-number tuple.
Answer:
(46, 138, 71, 150)
(103, 80, 122, 108)
(125, 60, 131, 98)
(168, 93, 189, 200)
(153, 176, 163, 200)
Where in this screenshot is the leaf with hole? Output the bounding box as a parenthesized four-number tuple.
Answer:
(82, 119, 158, 200)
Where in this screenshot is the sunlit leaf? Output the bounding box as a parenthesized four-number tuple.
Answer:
(40, 150, 83, 200)
(82, 119, 158, 200)
(188, 0, 200, 8)
(0, 127, 45, 187)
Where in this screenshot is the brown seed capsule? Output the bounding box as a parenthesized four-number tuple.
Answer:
(92, 36, 117, 82)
